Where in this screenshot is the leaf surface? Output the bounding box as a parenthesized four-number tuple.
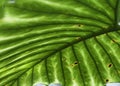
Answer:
(0, 0, 120, 86)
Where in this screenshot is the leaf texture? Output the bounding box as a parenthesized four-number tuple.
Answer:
(0, 0, 120, 86)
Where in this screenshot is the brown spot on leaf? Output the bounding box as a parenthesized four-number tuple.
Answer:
(78, 24, 84, 27)
(75, 37, 81, 40)
(111, 39, 118, 43)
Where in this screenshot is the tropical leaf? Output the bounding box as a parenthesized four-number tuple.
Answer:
(0, 0, 120, 86)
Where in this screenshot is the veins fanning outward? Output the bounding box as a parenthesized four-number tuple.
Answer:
(0, 0, 120, 86)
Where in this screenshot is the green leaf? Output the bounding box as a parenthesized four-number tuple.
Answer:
(0, 0, 120, 86)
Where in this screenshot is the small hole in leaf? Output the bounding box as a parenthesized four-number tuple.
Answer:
(71, 61, 78, 67)
(108, 64, 112, 68)
(106, 79, 109, 83)
(74, 61, 78, 65)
